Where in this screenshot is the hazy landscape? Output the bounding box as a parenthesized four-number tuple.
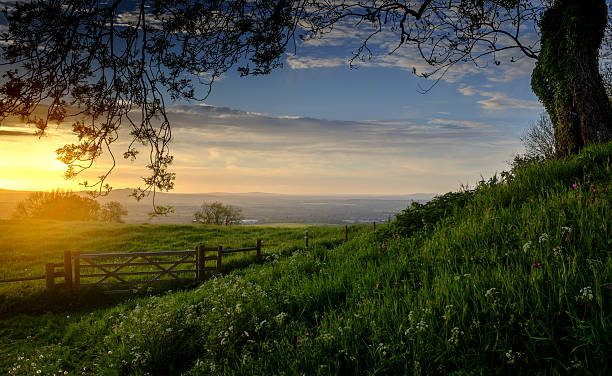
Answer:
(1, 1, 611, 375)
(0, 188, 435, 225)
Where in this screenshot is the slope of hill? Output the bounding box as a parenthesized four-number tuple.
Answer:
(1, 142, 610, 375)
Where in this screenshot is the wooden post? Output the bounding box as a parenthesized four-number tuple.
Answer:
(196, 245, 205, 280)
(256, 239, 262, 264)
(216, 246, 223, 274)
(372, 222, 376, 232)
(64, 251, 72, 291)
(73, 252, 80, 291)
(45, 263, 55, 292)
(304, 231, 309, 249)
(344, 225, 348, 242)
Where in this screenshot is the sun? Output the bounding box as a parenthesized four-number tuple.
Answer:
(0, 133, 81, 192)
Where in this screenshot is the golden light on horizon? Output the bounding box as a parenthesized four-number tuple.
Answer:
(0, 133, 82, 192)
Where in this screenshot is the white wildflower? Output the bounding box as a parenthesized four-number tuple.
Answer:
(576, 286, 594, 302)
(522, 241, 532, 252)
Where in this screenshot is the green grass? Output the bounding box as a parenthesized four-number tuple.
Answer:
(1, 142, 611, 375)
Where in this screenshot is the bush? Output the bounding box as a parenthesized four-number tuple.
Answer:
(392, 189, 474, 237)
(193, 201, 243, 225)
(99, 201, 128, 222)
(12, 189, 100, 221)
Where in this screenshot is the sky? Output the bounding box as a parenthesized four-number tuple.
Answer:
(0, 5, 545, 195)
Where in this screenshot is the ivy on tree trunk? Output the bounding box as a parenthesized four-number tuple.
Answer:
(531, 0, 612, 156)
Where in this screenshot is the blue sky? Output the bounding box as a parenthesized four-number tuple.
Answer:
(0, 5, 545, 195)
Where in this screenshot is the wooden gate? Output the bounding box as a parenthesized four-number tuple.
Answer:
(4, 240, 263, 293)
(73, 250, 200, 293)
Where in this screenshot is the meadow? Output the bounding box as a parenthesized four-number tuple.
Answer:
(0, 142, 610, 375)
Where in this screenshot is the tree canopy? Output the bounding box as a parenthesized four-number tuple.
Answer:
(12, 189, 101, 221)
(0, 1, 610, 205)
(194, 201, 243, 225)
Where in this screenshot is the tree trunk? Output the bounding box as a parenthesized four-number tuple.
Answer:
(531, 0, 612, 156)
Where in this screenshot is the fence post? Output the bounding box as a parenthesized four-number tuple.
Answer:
(196, 245, 205, 280)
(372, 222, 376, 232)
(45, 263, 55, 292)
(216, 246, 223, 274)
(344, 225, 348, 242)
(256, 239, 262, 264)
(64, 251, 72, 291)
(304, 231, 309, 249)
(73, 252, 80, 291)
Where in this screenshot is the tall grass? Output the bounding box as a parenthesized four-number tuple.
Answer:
(1, 142, 610, 375)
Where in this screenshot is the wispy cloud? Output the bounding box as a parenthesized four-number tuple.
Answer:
(0, 102, 522, 194)
(286, 56, 346, 69)
(291, 20, 536, 84)
(459, 86, 541, 110)
(0, 130, 35, 136)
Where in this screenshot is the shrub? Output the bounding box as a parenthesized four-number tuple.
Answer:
(12, 189, 100, 221)
(392, 189, 474, 237)
(193, 201, 243, 225)
(99, 201, 128, 222)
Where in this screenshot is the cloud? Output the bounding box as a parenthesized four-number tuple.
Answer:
(0, 102, 522, 195)
(291, 19, 536, 84)
(165, 103, 495, 151)
(286, 56, 346, 69)
(0, 130, 35, 136)
(459, 86, 541, 111)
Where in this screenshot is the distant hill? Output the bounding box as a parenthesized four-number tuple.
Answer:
(0, 189, 31, 218)
(0, 188, 435, 224)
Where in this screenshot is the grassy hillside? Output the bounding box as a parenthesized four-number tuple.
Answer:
(1, 143, 610, 375)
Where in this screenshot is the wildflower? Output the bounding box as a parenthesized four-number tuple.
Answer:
(297, 338, 301, 344)
(381, 243, 387, 249)
(488, 207, 492, 211)
(538, 233, 549, 243)
(576, 286, 594, 303)
(532, 261, 542, 269)
(339, 317, 344, 321)
(561, 226, 572, 233)
(393, 234, 400, 239)
(522, 241, 532, 252)
(415, 320, 428, 332)
(485, 287, 497, 298)
(448, 327, 463, 345)
(505, 350, 522, 364)
(605, 285, 612, 290)
(564, 237, 571, 243)
(572, 183, 578, 189)
(421, 218, 425, 223)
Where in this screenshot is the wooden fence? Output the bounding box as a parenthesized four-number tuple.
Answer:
(1, 240, 262, 293)
(1, 223, 378, 292)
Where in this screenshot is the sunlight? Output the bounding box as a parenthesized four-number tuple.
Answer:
(0, 136, 80, 191)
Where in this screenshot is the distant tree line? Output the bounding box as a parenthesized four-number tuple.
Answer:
(193, 201, 243, 226)
(12, 189, 127, 222)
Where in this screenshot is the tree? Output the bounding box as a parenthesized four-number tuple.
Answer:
(194, 201, 243, 225)
(531, 0, 611, 155)
(12, 189, 101, 221)
(99, 201, 128, 222)
(0, 0, 610, 199)
(520, 112, 555, 161)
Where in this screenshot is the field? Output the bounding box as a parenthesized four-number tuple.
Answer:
(0, 142, 610, 375)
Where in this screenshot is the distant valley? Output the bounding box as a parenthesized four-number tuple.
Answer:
(0, 188, 435, 225)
